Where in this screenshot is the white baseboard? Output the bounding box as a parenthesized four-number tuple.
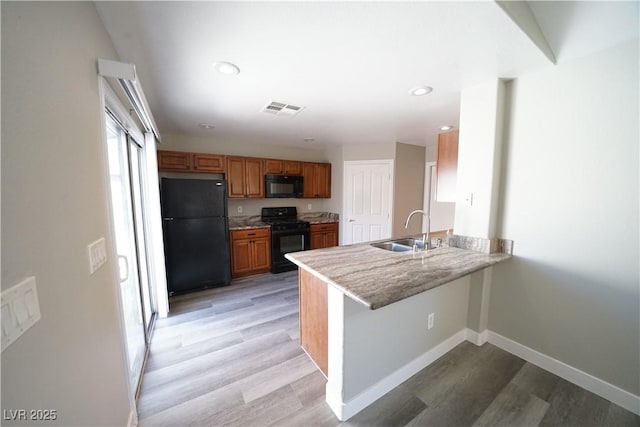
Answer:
(327, 328, 640, 421)
(331, 329, 468, 421)
(465, 328, 488, 346)
(487, 330, 640, 416)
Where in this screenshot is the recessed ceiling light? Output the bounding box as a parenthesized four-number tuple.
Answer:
(410, 86, 433, 96)
(213, 61, 240, 75)
(303, 138, 315, 142)
(439, 125, 454, 131)
(199, 123, 215, 129)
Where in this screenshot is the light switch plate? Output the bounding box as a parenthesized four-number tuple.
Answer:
(1, 276, 41, 352)
(88, 238, 107, 275)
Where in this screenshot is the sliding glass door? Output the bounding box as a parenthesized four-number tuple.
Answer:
(105, 113, 155, 394)
(129, 141, 157, 334)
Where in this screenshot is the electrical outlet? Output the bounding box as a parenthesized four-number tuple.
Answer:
(237, 206, 243, 213)
(307, 203, 312, 211)
(88, 238, 107, 275)
(427, 313, 435, 330)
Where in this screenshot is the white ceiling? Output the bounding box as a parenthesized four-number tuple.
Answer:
(95, 1, 639, 150)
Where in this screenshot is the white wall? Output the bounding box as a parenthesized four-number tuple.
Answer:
(1, 2, 131, 425)
(454, 79, 506, 238)
(425, 144, 437, 163)
(426, 164, 456, 232)
(342, 142, 397, 161)
(324, 146, 344, 216)
(490, 40, 640, 395)
(342, 278, 469, 400)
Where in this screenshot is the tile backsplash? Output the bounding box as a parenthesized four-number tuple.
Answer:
(227, 198, 329, 216)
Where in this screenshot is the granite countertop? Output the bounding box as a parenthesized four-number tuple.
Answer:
(285, 238, 512, 310)
(299, 212, 339, 224)
(228, 212, 339, 230)
(228, 216, 269, 231)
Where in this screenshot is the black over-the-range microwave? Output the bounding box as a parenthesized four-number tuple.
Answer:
(265, 174, 303, 198)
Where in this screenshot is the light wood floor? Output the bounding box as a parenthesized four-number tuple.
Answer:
(138, 271, 639, 427)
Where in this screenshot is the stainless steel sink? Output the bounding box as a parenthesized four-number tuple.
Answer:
(370, 238, 426, 252)
(391, 238, 426, 249)
(370, 242, 413, 252)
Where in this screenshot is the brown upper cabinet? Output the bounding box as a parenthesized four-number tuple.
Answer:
(226, 156, 264, 199)
(158, 150, 225, 173)
(264, 159, 303, 175)
(284, 161, 303, 175)
(435, 130, 459, 203)
(158, 150, 330, 199)
(193, 153, 225, 172)
(157, 150, 192, 171)
(303, 162, 331, 198)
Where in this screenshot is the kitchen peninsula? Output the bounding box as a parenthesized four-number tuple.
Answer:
(285, 235, 512, 421)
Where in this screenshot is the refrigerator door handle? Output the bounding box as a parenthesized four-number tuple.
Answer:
(118, 255, 129, 283)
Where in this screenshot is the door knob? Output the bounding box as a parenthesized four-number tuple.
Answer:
(348, 219, 355, 223)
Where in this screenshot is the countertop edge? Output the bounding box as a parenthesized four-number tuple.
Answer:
(229, 220, 337, 231)
(286, 243, 512, 310)
(285, 255, 374, 309)
(228, 224, 270, 231)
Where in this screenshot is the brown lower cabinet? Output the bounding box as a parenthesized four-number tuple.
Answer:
(310, 222, 338, 249)
(299, 268, 328, 376)
(230, 228, 271, 277)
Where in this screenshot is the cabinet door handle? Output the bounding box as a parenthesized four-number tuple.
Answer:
(248, 233, 256, 236)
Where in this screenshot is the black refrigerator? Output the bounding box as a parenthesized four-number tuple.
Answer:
(161, 178, 231, 295)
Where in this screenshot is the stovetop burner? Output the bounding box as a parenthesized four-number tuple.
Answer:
(261, 207, 310, 231)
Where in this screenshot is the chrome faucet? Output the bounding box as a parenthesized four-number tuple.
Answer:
(404, 209, 430, 250)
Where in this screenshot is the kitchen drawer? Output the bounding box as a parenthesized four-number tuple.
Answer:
(310, 222, 338, 233)
(231, 227, 270, 240)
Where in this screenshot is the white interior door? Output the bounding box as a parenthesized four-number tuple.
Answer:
(343, 160, 393, 244)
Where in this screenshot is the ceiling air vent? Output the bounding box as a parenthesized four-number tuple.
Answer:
(261, 101, 304, 117)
